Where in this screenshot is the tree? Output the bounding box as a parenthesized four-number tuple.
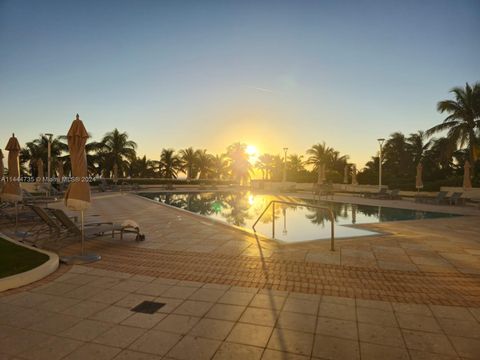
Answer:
(100, 129, 137, 177)
(160, 149, 182, 179)
(226, 143, 252, 184)
(197, 150, 213, 179)
(179, 147, 199, 180)
(20, 135, 68, 177)
(306, 142, 334, 172)
(426, 82, 480, 167)
(211, 154, 229, 180)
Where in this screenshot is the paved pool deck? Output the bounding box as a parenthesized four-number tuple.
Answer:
(1, 191, 479, 359)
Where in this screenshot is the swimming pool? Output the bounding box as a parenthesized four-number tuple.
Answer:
(139, 191, 459, 243)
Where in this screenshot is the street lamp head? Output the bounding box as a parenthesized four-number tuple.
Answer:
(377, 138, 385, 145)
(45, 133, 53, 140)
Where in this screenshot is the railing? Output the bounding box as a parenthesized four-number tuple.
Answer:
(252, 200, 336, 251)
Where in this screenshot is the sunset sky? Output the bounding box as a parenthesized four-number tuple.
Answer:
(0, 0, 479, 168)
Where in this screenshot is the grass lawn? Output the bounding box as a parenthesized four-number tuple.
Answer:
(0, 238, 49, 278)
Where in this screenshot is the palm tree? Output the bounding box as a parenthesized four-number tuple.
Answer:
(101, 129, 137, 177)
(160, 149, 182, 179)
(196, 150, 213, 179)
(211, 154, 229, 180)
(130, 155, 157, 177)
(179, 147, 199, 180)
(256, 154, 274, 180)
(226, 143, 253, 184)
(407, 131, 431, 165)
(306, 142, 334, 172)
(20, 135, 68, 177)
(426, 82, 480, 166)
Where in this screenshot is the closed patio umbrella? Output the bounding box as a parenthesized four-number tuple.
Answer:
(37, 158, 44, 181)
(351, 165, 358, 185)
(62, 114, 99, 264)
(415, 163, 423, 191)
(1, 134, 23, 231)
(0, 150, 4, 187)
(343, 164, 348, 184)
(1, 134, 22, 202)
(463, 160, 472, 189)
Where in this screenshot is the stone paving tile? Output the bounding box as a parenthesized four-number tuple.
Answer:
(89, 305, 133, 323)
(61, 319, 113, 341)
(395, 312, 442, 333)
(402, 329, 457, 356)
(436, 317, 480, 339)
(17, 335, 83, 360)
(0, 328, 54, 356)
(267, 328, 314, 356)
(358, 323, 405, 348)
(189, 288, 227, 302)
(60, 299, 110, 318)
(227, 323, 273, 347)
(206, 303, 247, 322)
(120, 312, 166, 329)
(448, 336, 480, 359)
(28, 313, 82, 334)
(392, 302, 433, 316)
(315, 317, 358, 340)
(430, 305, 476, 321)
(62, 342, 121, 360)
(153, 314, 200, 335)
(167, 335, 221, 360)
(318, 302, 356, 321)
(174, 300, 214, 317)
(92, 324, 146, 348)
(276, 311, 316, 333)
(357, 306, 398, 327)
(360, 342, 409, 360)
(239, 307, 280, 327)
(218, 290, 256, 306)
(312, 334, 360, 359)
(213, 342, 263, 360)
(249, 294, 286, 310)
(261, 349, 309, 359)
(114, 350, 162, 359)
(128, 330, 182, 356)
(189, 318, 235, 340)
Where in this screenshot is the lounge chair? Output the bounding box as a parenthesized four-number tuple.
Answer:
(364, 188, 388, 199)
(21, 189, 58, 206)
(26, 205, 65, 246)
(388, 189, 401, 200)
(416, 191, 448, 205)
(48, 208, 121, 239)
(448, 192, 465, 206)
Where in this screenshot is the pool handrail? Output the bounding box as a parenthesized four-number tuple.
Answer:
(252, 200, 335, 251)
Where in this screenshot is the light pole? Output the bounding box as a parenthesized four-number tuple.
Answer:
(282, 147, 288, 183)
(377, 138, 385, 190)
(45, 133, 53, 195)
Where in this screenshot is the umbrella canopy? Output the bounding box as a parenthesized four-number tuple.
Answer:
(463, 160, 472, 189)
(37, 158, 44, 181)
(0, 150, 4, 190)
(343, 165, 349, 184)
(415, 163, 423, 190)
(57, 160, 64, 181)
(351, 165, 358, 185)
(64, 114, 91, 211)
(1, 134, 23, 202)
(0, 149, 4, 179)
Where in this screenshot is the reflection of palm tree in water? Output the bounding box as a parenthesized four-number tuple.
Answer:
(223, 192, 251, 226)
(305, 202, 341, 225)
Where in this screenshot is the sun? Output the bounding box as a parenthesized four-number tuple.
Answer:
(246, 144, 259, 164)
(246, 144, 257, 156)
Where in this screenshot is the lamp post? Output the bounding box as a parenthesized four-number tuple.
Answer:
(45, 133, 53, 195)
(282, 147, 288, 183)
(377, 138, 385, 190)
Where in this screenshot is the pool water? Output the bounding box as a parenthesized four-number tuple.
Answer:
(139, 191, 459, 243)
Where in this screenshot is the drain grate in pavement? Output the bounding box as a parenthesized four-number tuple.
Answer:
(131, 301, 166, 314)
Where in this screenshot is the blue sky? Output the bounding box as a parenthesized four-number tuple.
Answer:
(0, 0, 479, 167)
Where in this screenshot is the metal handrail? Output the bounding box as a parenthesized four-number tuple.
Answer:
(252, 200, 335, 251)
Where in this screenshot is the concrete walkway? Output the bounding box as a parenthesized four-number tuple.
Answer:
(0, 191, 479, 359)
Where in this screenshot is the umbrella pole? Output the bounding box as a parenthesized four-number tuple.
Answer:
(15, 202, 18, 233)
(81, 210, 85, 255)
